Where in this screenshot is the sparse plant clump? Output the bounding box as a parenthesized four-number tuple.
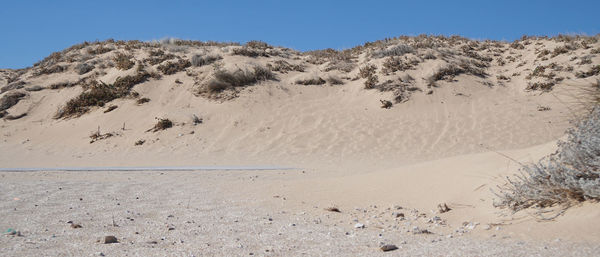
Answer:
(87, 45, 113, 55)
(191, 54, 222, 67)
(75, 62, 95, 75)
(537, 49, 550, 58)
(137, 97, 150, 104)
(57, 72, 151, 118)
(380, 100, 393, 109)
(495, 106, 600, 214)
(0, 91, 27, 111)
(526, 81, 556, 91)
(578, 55, 593, 65)
(145, 49, 176, 65)
(422, 51, 437, 60)
(3, 112, 27, 120)
(245, 40, 272, 49)
(429, 61, 487, 84)
(25, 85, 44, 92)
(372, 44, 414, 58)
(326, 75, 344, 85)
(295, 76, 326, 85)
(304, 48, 354, 67)
(576, 65, 600, 78)
(49, 81, 77, 90)
(204, 66, 276, 93)
(113, 53, 135, 70)
(382, 57, 415, 74)
(147, 118, 173, 132)
(34, 65, 66, 76)
(359, 64, 379, 89)
(89, 127, 114, 144)
(267, 60, 305, 73)
(104, 105, 118, 113)
(1, 80, 26, 93)
(510, 41, 525, 49)
(157, 59, 192, 75)
(551, 46, 570, 57)
(232, 47, 269, 57)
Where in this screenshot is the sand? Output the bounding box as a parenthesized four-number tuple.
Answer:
(1, 35, 600, 256)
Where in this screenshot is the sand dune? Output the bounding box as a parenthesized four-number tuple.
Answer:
(1, 35, 599, 255)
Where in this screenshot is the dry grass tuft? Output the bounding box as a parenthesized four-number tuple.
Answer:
(0, 91, 27, 111)
(136, 97, 150, 105)
(495, 105, 600, 216)
(113, 53, 135, 70)
(267, 60, 305, 73)
(147, 118, 173, 132)
(75, 63, 95, 75)
(191, 54, 222, 67)
(57, 73, 151, 118)
(89, 127, 114, 144)
(204, 66, 276, 93)
(576, 65, 600, 78)
(359, 64, 379, 89)
(296, 76, 326, 85)
(157, 59, 192, 75)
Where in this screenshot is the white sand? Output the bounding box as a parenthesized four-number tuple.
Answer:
(1, 36, 600, 255)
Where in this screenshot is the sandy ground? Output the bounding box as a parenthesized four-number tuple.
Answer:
(1, 168, 599, 257)
(1, 36, 600, 255)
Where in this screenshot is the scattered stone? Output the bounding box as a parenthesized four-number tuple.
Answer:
(464, 222, 478, 230)
(354, 223, 365, 229)
(71, 223, 82, 229)
(392, 212, 405, 218)
(437, 203, 451, 213)
(104, 236, 118, 244)
(380, 244, 399, 252)
(537, 106, 551, 111)
(412, 226, 433, 234)
(325, 207, 341, 213)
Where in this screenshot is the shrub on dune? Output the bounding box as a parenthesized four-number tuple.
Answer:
(56, 72, 151, 118)
(206, 66, 276, 93)
(495, 82, 600, 216)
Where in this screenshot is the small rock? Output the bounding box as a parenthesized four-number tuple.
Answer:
(380, 244, 399, 252)
(392, 212, 405, 218)
(482, 224, 491, 230)
(437, 203, 451, 213)
(412, 226, 432, 234)
(325, 207, 341, 213)
(104, 236, 118, 244)
(354, 223, 365, 229)
(71, 224, 82, 229)
(147, 241, 158, 244)
(465, 222, 478, 230)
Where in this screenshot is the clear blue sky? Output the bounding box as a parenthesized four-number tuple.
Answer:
(1, 0, 598, 69)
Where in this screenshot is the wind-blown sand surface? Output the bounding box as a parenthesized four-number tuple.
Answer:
(1, 35, 600, 255)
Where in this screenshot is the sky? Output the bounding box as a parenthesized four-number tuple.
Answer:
(1, 0, 599, 69)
